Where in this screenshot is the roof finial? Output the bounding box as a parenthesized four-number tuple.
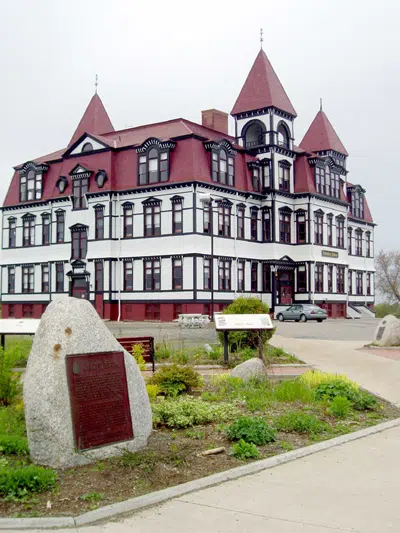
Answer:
(320, 97, 323, 111)
(95, 74, 98, 95)
(260, 28, 264, 49)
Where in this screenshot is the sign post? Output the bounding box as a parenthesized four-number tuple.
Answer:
(215, 314, 274, 365)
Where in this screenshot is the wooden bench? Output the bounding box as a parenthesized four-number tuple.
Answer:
(115, 336, 155, 372)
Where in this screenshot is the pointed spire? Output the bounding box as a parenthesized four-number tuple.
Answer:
(68, 93, 114, 147)
(260, 28, 264, 50)
(299, 109, 348, 156)
(231, 49, 296, 117)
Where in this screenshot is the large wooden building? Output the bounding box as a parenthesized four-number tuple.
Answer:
(0, 48, 375, 321)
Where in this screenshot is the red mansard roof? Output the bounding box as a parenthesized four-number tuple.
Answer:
(299, 110, 348, 156)
(231, 49, 297, 117)
(68, 94, 114, 147)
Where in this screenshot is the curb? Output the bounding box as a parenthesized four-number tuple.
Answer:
(1, 416, 400, 530)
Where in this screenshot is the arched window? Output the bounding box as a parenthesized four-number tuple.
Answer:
(244, 121, 265, 148)
(277, 123, 290, 149)
(138, 142, 172, 185)
(82, 142, 93, 153)
(211, 149, 234, 186)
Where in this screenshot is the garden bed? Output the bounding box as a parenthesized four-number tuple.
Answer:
(0, 368, 399, 518)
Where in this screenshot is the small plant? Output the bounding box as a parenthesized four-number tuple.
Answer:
(240, 347, 256, 360)
(279, 440, 294, 452)
(0, 406, 26, 436)
(0, 435, 29, 455)
(231, 439, 260, 460)
(226, 416, 276, 445)
(152, 397, 240, 428)
(273, 381, 313, 403)
(314, 380, 358, 402)
(0, 466, 57, 496)
(299, 371, 358, 390)
(184, 429, 205, 440)
(131, 344, 146, 371)
(146, 384, 160, 400)
(155, 341, 172, 360)
(327, 396, 351, 418)
(274, 412, 327, 435)
(118, 450, 157, 473)
(148, 365, 202, 397)
(352, 390, 377, 411)
(79, 491, 105, 503)
(0, 347, 22, 407)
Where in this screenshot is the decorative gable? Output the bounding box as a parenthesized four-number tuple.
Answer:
(68, 135, 109, 156)
(69, 165, 92, 178)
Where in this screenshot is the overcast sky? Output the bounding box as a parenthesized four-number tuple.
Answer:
(0, 0, 398, 250)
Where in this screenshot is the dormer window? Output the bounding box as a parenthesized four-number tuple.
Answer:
(82, 142, 94, 153)
(314, 162, 341, 199)
(20, 168, 42, 201)
(205, 140, 236, 186)
(351, 188, 364, 219)
(137, 139, 176, 185)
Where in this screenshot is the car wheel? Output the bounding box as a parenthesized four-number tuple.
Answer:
(277, 314, 284, 322)
(317, 319, 323, 323)
(295, 320, 300, 322)
(300, 314, 307, 323)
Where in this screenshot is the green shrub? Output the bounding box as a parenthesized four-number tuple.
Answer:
(352, 390, 378, 411)
(0, 406, 26, 437)
(217, 297, 275, 352)
(3, 340, 32, 368)
(274, 412, 327, 434)
(375, 303, 400, 319)
(148, 365, 202, 397)
(273, 380, 313, 403)
(131, 344, 146, 371)
(226, 416, 276, 445)
(154, 342, 173, 361)
(152, 397, 240, 428)
(231, 439, 260, 460)
(327, 396, 351, 418)
(146, 384, 160, 400)
(0, 435, 29, 455)
(299, 371, 359, 390)
(0, 466, 57, 496)
(0, 347, 21, 407)
(314, 380, 358, 402)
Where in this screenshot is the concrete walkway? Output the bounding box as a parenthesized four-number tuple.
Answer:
(14, 337, 400, 533)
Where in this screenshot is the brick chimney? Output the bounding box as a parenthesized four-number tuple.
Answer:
(201, 109, 229, 136)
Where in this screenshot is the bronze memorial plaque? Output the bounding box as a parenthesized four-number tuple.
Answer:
(66, 351, 133, 451)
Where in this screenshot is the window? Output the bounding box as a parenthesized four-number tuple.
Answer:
(123, 205, 133, 238)
(314, 212, 323, 245)
(348, 228, 353, 254)
(327, 265, 333, 293)
(42, 264, 49, 293)
(348, 270, 353, 295)
(315, 264, 324, 293)
(332, 173, 340, 199)
(337, 266, 345, 293)
(8, 267, 15, 294)
(237, 261, 245, 291)
(336, 217, 344, 247)
(9, 305, 14, 318)
(139, 148, 169, 185)
(325, 166, 331, 197)
(251, 166, 260, 192)
(366, 232, 371, 257)
(95, 262, 103, 291)
(82, 142, 93, 152)
(218, 260, 231, 291)
(211, 150, 234, 186)
(278, 163, 290, 191)
(144, 259, 161, 291)
(356, 272, 363, 295)
(237, 207, 245, 239)
(351, 189, 364, 218)
(172, 201, 183, 234)
(251, 262, 258, 292)
(250, 209, 258, 241)
(203, 203, 211, 234)
(327, 215, 333, 246)
(23, 216, 35, 247)
(315, 167, 325, 194)
(218, 204, 231, 237)
(22, 265, 34, 293)
(279, 211, 291, 243)
(23, 304, 33, 318)
(144, 203, 161, 236)
(145, 303, 160, 320)
(262, 209, 271, 242)
(277, 123, 290, 149)
(296, 212, 306, 244)
(263, 264, 271, 292)
(367, 273, 371, 295)
(297, 266, 306, 292)
(172, 258, 183, 290)
(203, 258, 211, 290)
(262, 163, 271, 189)
(56, 211, 65, 243)
(72, 177, 88, 209)
(173, 304, 182, 320)
(355, 230, 363, 256)
(20, 169, 42, 201)
(41, 215, 50, 245)
(95, 208, 104, 240)
(71, 228, 88, 259)
(124, 262, 133, 291)
(55, 263, 64, 292)
(8, 218, 16, 248)
(244, 122, 264, 148)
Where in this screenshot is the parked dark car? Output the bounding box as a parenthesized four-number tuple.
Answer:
(276, 304, 328, 323)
